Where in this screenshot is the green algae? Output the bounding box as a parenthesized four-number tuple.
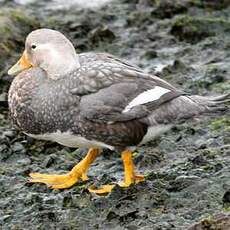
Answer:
(171, 15, 230, 43)
(211, 118, 230, 131)
(0, 9, 39, 74)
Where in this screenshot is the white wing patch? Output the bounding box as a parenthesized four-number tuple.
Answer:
(123, 86, 171, 113)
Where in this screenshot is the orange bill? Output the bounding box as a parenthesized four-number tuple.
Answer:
(8, 51, 32, 75)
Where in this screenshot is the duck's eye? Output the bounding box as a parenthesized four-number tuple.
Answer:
(31, 44, 37, 50)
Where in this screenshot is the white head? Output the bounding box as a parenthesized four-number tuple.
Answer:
(8, 28, 80, 79)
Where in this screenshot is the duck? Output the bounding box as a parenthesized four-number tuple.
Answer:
(8, 28, 229, 194)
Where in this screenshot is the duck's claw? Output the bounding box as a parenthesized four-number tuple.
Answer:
(28, 148, 99, 189)
(29, 172, 80, 189)
(118, 173, 145, 187)
(88, 150, 145, 195)
(88, 184, 116, 194)
(28, 149, 144, 194)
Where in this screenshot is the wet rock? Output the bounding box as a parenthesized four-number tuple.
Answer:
(0, 144, 10, 160)
(171, 16, 230, 44)
(126, 10, 153, 27)
(137, 148, 163, 168)
(11, 142, 25, 153)
(223, 190, 230, 209)
(0, 93, 7, 107)
(210, 118, 230, 131)
(166, 175, 200, 192)
(188, 213, 230, 230)
(159, 59, 195, 86)
(2, 130, 15, 138)
(161, 59, 192, 75)
(151, 0, 188, 19)
(0, 9, 39, 76)
(17, 157, 31, 165)
(190, 0, 230, 10)
(88, 25, 116, 45)
(141, 49, 157, 60)
(194, 139, 207, 149)
(193, 66, 226, 91)
(42, 154, 58, 168)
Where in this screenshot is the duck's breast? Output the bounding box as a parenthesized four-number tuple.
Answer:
(8, 68, 43, 133)
(8, 68, 79, 135)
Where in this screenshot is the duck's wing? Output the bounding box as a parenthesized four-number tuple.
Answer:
(73, 61, 185, 123)
(79, 52, 141, 71)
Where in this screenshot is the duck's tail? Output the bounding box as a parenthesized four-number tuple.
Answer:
(144, 93, 230, 126)
(188, 93, 230, 114)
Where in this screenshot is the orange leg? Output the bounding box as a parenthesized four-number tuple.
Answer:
(29, 148, 99, 189)
(119, 150, 145, 187)
(89, 150, 145, 194)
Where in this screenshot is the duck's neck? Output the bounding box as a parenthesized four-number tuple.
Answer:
(43, 52, 80, 80)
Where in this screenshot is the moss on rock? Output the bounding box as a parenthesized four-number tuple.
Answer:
(210, 118, 230, 131)
(188, 213, 230, 230)
(151, 0, 188, 19)
(0, 9, 39, 74)
(171, 15, 230, 43)
(189, 0, 230, 10)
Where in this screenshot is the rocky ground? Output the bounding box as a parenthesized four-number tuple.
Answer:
(0, 0, 229, 229)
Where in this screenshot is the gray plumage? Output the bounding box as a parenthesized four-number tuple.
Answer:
(8, 29, 229, 151)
